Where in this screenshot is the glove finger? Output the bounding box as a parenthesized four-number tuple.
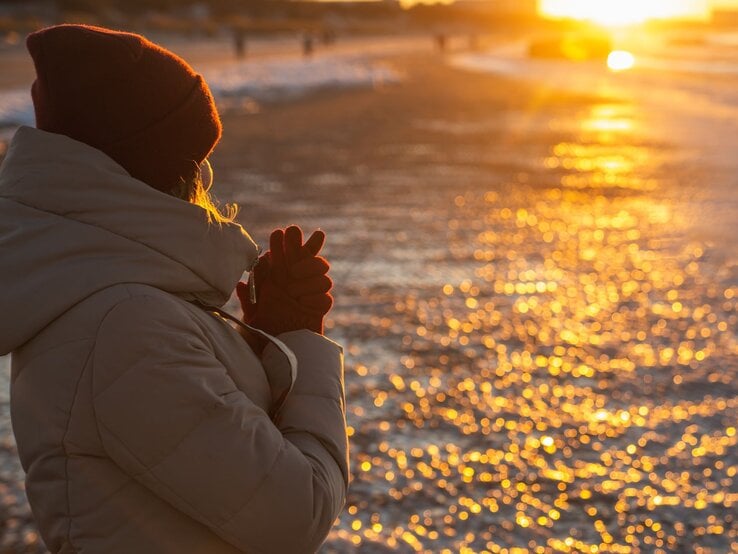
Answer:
(302, 230, 326, 258)
(300, 292, 333, 313)
(253, 252, 272, 284)
(289, 256, 330, 279)
(286, 274, 333, 297)
(236, 281, 249, 304)
(284, 225, 304, 267)
(269, 228, 288, 277)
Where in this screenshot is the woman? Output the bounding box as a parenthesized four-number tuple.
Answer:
(0, 24, 348, 553)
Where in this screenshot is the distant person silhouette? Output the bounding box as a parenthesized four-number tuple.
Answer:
(435, 33, 448, 52)
(233, 26, 246, 59)
(303, 32, 315, 57)
(0, 24, 348, 554)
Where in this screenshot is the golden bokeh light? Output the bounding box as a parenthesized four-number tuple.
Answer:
(328, 95, 738, 551)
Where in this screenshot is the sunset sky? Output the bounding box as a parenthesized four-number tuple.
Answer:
(354, 0, 738, 9)
(315, 0, 738, 13)
(360, 0, 738, 19)
(539, 0, 711, 23)
(342, 0, 738, 4)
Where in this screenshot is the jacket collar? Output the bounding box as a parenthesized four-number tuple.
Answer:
(0, 126, 258, 354)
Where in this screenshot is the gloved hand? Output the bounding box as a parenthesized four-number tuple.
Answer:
(236, 225, 333, 343)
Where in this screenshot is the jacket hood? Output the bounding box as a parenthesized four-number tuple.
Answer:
(0, 126, 258, 355)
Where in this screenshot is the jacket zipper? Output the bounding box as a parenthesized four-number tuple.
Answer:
(247, 245, 262, 304)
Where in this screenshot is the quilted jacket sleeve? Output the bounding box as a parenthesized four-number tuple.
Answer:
(91, 294, 348, 554)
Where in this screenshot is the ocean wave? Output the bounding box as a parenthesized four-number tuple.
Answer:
(0, 88, 34, 130)
(450, 40, 738, 82)
(0, 55, 400, 130)
(204, 54, 401, 101)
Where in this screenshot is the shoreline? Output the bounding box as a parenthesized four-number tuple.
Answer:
(1, 41, 737, 553)
(0, 34, 433, 137)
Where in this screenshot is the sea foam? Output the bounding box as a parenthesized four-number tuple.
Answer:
(0, 54, 400, 130)
(204, 54, 400, 102)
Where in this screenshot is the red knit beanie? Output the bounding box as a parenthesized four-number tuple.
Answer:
(26, 24, 222, 193)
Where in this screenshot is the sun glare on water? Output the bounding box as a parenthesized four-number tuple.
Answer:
(539, 0, 710, 27)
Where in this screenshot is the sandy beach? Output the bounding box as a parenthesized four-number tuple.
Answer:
(1, 33, 737, 552)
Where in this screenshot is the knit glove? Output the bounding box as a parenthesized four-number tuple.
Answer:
(236, 226, 333, 342)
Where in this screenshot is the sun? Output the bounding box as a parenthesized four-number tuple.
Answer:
(539, 0, 710, 27)
(607, 50, 636, 71)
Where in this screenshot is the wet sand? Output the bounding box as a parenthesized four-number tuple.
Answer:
(1, 47, 737, 552)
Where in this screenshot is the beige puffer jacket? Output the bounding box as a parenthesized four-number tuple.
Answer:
(0, 126, 349, 553)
